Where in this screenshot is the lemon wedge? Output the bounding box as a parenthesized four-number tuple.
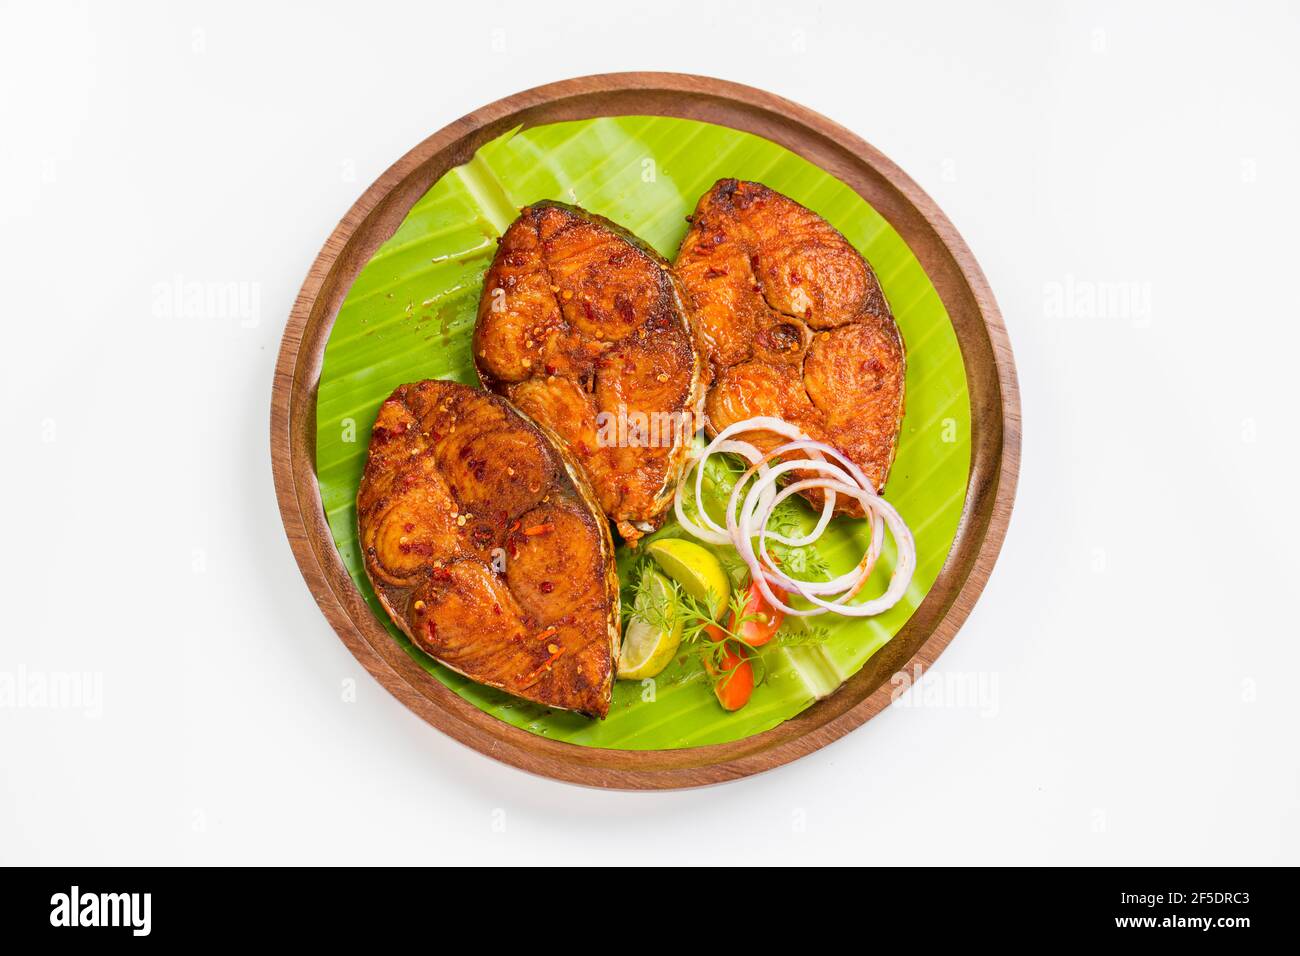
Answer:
(645, 538, 731, 618)
(618, 570, 681, 680)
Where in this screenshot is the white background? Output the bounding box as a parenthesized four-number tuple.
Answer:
(2, 0, 1297, 865)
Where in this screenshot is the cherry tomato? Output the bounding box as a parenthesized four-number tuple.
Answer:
(711, 642, 754, 711)
(703, 624, 754, 711)
(730, 582, 786, 647)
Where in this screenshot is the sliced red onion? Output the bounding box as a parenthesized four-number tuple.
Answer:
(674, 438, 766, 545)
(764, 481, 883, 610)
(757, 476, 882, 597)
(671, 416, 916, 621)
(729, 442, 838, 548)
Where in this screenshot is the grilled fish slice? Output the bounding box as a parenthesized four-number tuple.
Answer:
(474, 201, 705, 543)
(357, 380, 619, 718)
(676, 179, 906, 511)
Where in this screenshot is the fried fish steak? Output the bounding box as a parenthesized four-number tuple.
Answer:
(474, 201, 705, 544)
(357, 380, 619, 718)
(676, 179, 906, 512)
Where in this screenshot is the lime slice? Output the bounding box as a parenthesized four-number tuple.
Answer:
(645, 538, 730, 618)
(618, 571, 681, 680)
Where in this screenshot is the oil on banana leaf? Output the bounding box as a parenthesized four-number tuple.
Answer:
(315, 116, 970, 750)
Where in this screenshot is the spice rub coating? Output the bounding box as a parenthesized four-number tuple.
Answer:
(676, 180, 906, 512)
(474, 201, 705, 543)
(357, 380, 619, 718)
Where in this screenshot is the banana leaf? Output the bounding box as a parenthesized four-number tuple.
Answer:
(316, 116, 970, 750)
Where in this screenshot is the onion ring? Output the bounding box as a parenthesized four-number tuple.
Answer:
(671, 417, 916, 619)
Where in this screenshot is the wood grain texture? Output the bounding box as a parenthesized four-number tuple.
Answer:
(269, 72, 1021, 790)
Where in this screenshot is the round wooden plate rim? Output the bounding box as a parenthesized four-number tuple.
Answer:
(270, 72, 1021, 790)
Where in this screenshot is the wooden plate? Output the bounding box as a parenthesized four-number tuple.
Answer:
(270, 73, 1020, 789)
